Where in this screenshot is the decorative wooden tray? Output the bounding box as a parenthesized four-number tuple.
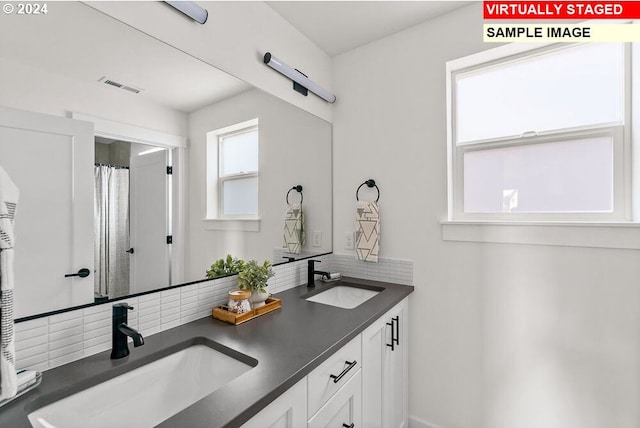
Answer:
(212, 297, 282, 325)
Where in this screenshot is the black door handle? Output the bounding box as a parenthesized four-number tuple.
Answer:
(393, 316, 400, 346)
(126, 248, 134, 254)
(386, 320, 395, 351)
(65, 268, 91, 278)
(329, 360, 357, 384)
(342, 424, 355, 428)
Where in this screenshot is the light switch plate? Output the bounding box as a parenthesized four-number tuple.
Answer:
(345, 232, 354, 249)
(312, 230, 321, 247)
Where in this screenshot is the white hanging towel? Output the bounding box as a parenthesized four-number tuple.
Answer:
(355, 201, 379, 262)
(283, 203, 304, 254)
(0, 165, 18, 399)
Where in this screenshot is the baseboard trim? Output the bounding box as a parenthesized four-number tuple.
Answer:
(409, 415, 444, 428)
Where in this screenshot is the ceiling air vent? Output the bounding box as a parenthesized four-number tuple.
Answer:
(103, 79, 123, 88)
(98, 77, 142, 94)
(121, 86, 141, 94)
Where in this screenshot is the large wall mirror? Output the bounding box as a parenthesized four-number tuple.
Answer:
(0, 2, 332, 319)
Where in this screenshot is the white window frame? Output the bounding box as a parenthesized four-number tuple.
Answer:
(446, 41, 632, 223)
(217, 124, 259, 219)
(204, 118, 260, 231)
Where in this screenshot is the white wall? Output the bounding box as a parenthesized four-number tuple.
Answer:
(333, 3, 640, 428)
(187, 88, 332, 279)
(89, 1, 333, 122)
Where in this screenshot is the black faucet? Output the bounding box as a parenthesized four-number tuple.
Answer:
(307, 259, 330, 288)
(111, 303, 144, 359)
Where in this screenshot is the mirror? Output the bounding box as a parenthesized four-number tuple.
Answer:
(0, 2, 332, 319)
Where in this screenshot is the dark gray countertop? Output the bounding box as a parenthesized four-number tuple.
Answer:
(0, 277, 413, 427)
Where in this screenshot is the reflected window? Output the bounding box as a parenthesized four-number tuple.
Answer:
(206, 118, 259, 219)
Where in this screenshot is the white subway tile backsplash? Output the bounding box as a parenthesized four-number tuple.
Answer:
(16, 342, 48, 362)
(48, 317, 82, 333)
(139, 293, 161, 303)
(16, 349, 49, 371)
(331, 254, 413, 285)
(161, 319, 180, 331)
(83, 325, 110, 342)
(15, 317, 47, 332)
(14, 256, 412, 372)
(49, 335, 83, 354)
(15, 335, 47, 353)
(50, 350, 84, 369)
(83, 311, 110, 325)
(84, 342, 110, 357)
(83, 334, 110, 350)
(14, 325, 47, 343)
(49, 342, 83, 361)
(49, 326, 83, 342)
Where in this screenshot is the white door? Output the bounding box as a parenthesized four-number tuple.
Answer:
(129, 144, 170, 293)
(0, 106, 94, 318)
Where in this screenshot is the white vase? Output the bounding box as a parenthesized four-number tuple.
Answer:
(249, 288, 270, 308)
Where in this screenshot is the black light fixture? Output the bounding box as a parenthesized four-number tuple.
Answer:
(263, 52, 336, 103)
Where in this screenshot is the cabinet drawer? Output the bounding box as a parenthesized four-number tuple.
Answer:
(308, 335, 361, 416)
(308, 369, 362, 428)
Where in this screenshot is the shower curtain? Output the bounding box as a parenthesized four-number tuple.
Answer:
(94, 165, 130, 299)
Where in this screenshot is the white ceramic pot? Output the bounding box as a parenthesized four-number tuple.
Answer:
(249, 288, 270, 308)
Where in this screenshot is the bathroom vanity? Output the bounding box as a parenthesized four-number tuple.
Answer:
(0, 278, 412, 428)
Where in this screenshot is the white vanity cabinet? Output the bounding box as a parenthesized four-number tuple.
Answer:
(361, 297, 409, 428)
(240, 377, 308, 428)
(241, 296, 409, 428)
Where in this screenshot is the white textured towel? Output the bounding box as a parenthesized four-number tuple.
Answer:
(0, 165, 18, 399)
(283, 203, 304, 254)
(355, 201, 379, 262)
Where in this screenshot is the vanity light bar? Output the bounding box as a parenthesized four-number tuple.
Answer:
(164, 1, 208, 25)
(263, 52, 336, 104)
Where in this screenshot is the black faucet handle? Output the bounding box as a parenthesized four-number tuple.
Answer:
(112, 303, 134, 319)
(113, 302, 134, 310)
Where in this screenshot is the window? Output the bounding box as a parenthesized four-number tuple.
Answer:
(218, 126, 258, 217)
(447, 42, 629, 222)
(206, 119, 259, 223)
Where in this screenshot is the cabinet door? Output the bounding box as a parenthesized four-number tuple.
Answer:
(387, 299, 408, 428)
(361, 315, 387, 428)
(308, 370, 361, 428)
(361, 297, 409, 428)
(241, 377, 307, 428)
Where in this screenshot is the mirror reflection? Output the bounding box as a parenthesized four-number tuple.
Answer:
(0, 2, 332, 319)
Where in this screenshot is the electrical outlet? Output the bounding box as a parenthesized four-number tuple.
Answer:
(345, 232, 354, 250)
(312, 230, 322, 247)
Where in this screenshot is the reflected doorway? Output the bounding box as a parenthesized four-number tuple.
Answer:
(94, 138, 172, 300)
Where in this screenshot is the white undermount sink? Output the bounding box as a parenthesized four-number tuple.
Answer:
(306, 285, 380, 309)
(28, 343, 256, 428)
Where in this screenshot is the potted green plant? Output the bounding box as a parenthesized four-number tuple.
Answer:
(205, 254, 245, 279)
(237, 259, 275, 308)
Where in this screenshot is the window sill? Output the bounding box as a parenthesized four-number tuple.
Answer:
(441, 220, 640, 250)
(203, 218, 260, 232)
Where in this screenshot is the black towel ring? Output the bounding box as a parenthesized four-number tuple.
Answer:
(356, 179, 380, 202)
(286, 185, 303, 204)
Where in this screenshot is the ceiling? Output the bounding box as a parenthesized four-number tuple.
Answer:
(0, 2, 249, 113)
(266, 1, 472, 57)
